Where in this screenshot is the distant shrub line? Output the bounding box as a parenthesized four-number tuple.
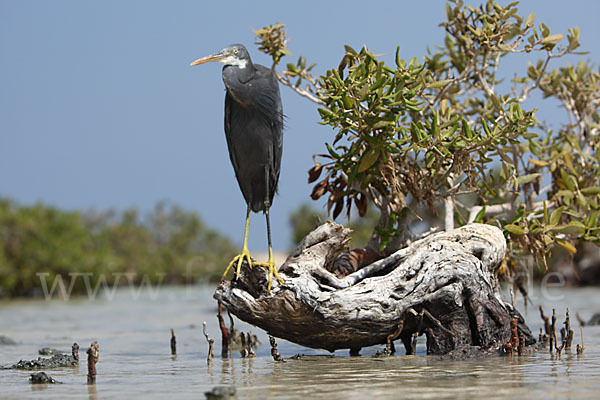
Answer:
(0, 198, 237, 297)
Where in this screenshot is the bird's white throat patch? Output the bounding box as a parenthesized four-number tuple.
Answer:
(221, 55, 247, 69)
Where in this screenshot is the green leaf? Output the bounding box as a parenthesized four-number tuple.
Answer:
(540, 33, 564, 45)
(344, 45, 358, 55)
(553, 221, 586, 235)
(525, 13, 535, 27)
(372, 120, 391, 129)
(522, 132, 538, 139)
(549, 206, 564, 226)
(325, 142, 340, 159)
(410, 122, 420, 143)
(395, 46, 402, 68)
(497, 149, 513, 163)
(505, 224, 526, 235)
(580, 186, 600, 195)
(427, 79, 453, 89)
(370, 76, 387, 91)
(318, 108, 334, 120)
(556, 239, 577, 254)
(555, 190, 575, 200)
(445, 3, 454, 20)
(474, 206, 486, 223)
(540, 23, 550, 38)
(577, 191, 588, 207)
(587, 210, 600, 227)
(342, 94, 353, 109)
(516, 173, 540, 185)
(357, 148, 379, 173)
(529, 158, 549, 167)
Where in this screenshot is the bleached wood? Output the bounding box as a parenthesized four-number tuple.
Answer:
(215, 222, 532, 354)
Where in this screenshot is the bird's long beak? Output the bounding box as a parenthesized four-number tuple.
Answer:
(190, 51, 227, 66)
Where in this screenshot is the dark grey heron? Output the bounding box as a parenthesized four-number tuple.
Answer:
(190, 44, 284, 290)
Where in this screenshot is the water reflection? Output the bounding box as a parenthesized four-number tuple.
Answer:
(87, 383, 97, 400)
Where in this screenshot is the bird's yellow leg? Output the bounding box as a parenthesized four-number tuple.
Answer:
(223, 207, 253, 279)
(253, 208, 285, 291)
(254, 245, 285, 291)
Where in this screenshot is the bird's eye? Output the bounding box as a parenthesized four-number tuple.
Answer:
(233, 49, 239, 54)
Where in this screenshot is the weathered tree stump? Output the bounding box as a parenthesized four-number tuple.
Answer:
(214, 222, 534, 355)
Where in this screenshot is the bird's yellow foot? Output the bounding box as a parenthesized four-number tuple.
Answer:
(223, 247, 253, 280)
(254, 257, 285, 292)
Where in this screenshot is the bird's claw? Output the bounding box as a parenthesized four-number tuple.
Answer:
(223, 248, 285, 293)
(254, 259, 285, 292)
(223, 247, 253, 280)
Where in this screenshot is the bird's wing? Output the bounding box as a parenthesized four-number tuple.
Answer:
(224, 91, 240, 174)
(253, 66, 284, 195)
(253, 66, 284, 124)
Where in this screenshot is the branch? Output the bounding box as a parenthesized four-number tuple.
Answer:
(467, 200, 548, 224)
(275, 71, 325, 105)
(444, 197, 455, 231)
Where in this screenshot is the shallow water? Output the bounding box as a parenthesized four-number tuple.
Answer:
(1, 284, 599, 399)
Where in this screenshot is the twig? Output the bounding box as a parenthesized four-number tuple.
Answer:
(576, 326, 584, 355)
(386, 321, 404, 355)
(576, 312, 586, 327)
(538, 326, 549, 348)
(240, 333, 248, 358)
(412, 310, 427, 354)
(468, 201, 547, 224)
(504, 316, 519, 355)
(203, 321, 214, 360)
(217, 301, 229, 358)
(86, 341, 99, 385)
(227, 310, 234, 359)
(170, 328, 176, 356)
(550, 309, 556, 354)
(269, 336, 284, 362)
(275, 72, 325, 105)
(515, 52, 555, 103)
(564, 308, 573, 350)
(72, 343, 79, 363)
(552, 309, 565, 356)
(518, 334, 525, 356)
(246, 332, 256, 358)
(422, 309, 456, 338)
(539, 306, 551, 336)
(424, 328, 435, 354)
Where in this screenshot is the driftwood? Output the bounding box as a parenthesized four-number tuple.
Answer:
(214, 222, 534, 355)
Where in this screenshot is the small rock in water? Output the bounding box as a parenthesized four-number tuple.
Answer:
(0, 335, 17, 345)
(10, 353, 78, 370)
(588, 313, 600, 326)
(38, 347, 62, 356)
(29, 372, 61, 384)
(372, 348, 391, 358)
(205, 386, 237, 399)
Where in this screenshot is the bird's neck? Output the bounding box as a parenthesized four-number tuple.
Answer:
(222, 63, 254, 85)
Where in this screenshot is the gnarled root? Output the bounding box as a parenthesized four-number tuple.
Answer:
(215, 222, 534, 355)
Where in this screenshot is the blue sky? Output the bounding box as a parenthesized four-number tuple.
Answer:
(1, 1, 599, 251)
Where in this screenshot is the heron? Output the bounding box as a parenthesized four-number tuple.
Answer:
(190, 44, 284, 290)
